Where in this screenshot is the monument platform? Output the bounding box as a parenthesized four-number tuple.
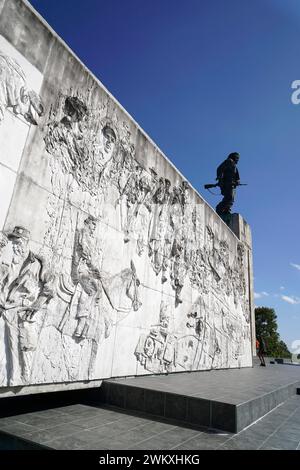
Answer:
(98, 364, 300, 433)
(0, 364, 300, 449)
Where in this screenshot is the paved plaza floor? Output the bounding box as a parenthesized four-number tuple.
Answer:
(0, 364, 300, 450)
(0, 396, 299, 450)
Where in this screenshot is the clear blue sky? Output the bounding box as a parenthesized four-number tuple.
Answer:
(30, 0, 300, 351)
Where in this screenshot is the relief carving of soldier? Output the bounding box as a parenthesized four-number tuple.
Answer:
(58, 215, 112, 377)
(119, 164, 144, 242)
(58, 215, 142, 378)
(148, 177, 171, 276)
(70, 215, 111, 342)
(94, 122, 118, 194)
(170, 237, 186, 306)
(186, 297, 207, 337)
(0, 226, 54, 386)
(45, 95, 88, 178)
(134, 172, 155, 256)
(45, 98, 119, 198)
(135, 301, 176, 373)
(57, 215, 109, 378)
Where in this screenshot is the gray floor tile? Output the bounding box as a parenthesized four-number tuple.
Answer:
(71, 414, 124, 430)
(0, 421, 36, 436)
(260, 436, 299, 450)
(130, 437, 171, 450)
(47, 433, 98, 450)
(175, 441, 220, 450)
(220, 437, 260, 450)
(24, 422, 86, 445)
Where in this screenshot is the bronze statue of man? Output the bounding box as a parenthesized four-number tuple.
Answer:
(215, 152, 240, 219)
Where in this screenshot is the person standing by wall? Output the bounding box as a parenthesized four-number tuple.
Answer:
(256, 336, 266, 366)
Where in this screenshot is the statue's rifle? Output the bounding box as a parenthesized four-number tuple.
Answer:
(204, 182, 247, 195)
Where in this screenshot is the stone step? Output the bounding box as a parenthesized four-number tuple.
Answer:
(95, 366, 300, 433)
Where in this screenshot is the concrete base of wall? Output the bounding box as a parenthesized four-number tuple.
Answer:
(0, 379, 103, 398)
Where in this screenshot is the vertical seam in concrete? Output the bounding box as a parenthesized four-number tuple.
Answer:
(123, 384, 127, 409)
(185, 395, 188, 423)
(0, 0, 6, 16)
(106, 382, 110, 404)
(2, 173, 22, 231)
(110, 322, 119, 378)
(39, 31, 56, 74)
(143, 386, 146, 413)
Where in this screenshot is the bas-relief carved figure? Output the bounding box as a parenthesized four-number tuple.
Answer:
(0, 52, 44, 125)
(135, 296, 222, 373)
(0, 47, 252, 387)
(0, 226, 54, 385)
(135, 301, 177, 374)
(56, 216, 142, 379)
(45, 94, 118, 198)
(57, 214, 112, 378)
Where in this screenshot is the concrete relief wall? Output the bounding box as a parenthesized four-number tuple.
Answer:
(0, 0, 253, 392)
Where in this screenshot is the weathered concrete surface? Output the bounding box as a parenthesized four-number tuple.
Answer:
(0, 0, 254, 395)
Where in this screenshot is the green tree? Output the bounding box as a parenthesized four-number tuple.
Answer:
(255, 307, 291, 358)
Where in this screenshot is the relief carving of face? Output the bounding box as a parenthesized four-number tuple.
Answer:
(21, 88, 44, 125)
(88, 220, 96, 234)
(61, 96, 87, 129)
(84, 217, 97, 235)
(12, 237, 28, 258)
(24, 90, 44, 126)
(102, 125, 116, 155)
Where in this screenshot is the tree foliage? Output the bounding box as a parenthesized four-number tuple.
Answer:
(255, 307, 291, 358)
